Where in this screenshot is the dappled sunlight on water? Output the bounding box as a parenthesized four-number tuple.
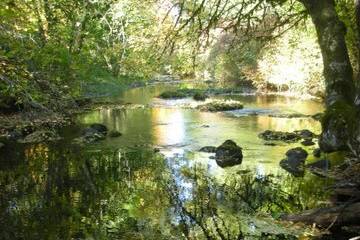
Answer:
(151, 108, 186, 146)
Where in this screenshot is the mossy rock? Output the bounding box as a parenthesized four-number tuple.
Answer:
(320, 101, 358, 152)
(159, 90, 187, 99)
(197, 100, 244, 112)
(215, 140, 243, 167)
(280, 147, 308, 177)
(109, 130, 122, 138)
(159, 88, 200, 99)
(258, 130, 301, 142)
(193, 92, 208, 101)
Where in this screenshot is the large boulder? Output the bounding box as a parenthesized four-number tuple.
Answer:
(280, 147, 308, 177)
(18, 130, 62, 144)
(215, 140, 243, 167)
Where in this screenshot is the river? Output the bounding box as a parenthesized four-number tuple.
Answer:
(0, 83, 338, 239)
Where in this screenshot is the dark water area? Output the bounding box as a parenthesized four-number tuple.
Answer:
(0, 83, 342, 239)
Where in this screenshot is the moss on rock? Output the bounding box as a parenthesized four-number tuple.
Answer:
(197, 100, 244, 112)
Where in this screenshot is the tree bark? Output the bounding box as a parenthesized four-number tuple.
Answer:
(299, 0, 357, 152)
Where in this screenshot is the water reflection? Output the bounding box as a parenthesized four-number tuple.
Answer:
(0, 84, 332, 239)
(0, 140, 332, 239)
(152, 109, 185, 146)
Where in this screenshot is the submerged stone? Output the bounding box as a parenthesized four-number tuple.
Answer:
(301, 139, 315, 146)
(280, 147, 308, 177)
(193, 92, 208, 101)
(88, 123, 108, 135)
(199, 146, 217, 153)
(109, 130, 122, 138)
(75, 123, 108, 144)
(215, 140, 243, 167)
(159, 90, 187, 99)
(259, 130, 301, 142)
(268, 113, 310, 118)
(295, 129, 316, 139)
(264, 142, 277, 146)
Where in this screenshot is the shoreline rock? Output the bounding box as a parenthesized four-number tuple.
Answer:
(280, 147, 308, 177)
(74, 123, 108, 144)
(18, 130, 62, 144)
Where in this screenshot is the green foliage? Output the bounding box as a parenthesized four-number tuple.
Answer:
(0, 0, 173, 108)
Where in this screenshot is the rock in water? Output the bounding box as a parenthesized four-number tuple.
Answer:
(215, 140, 243, 167)
(306, 159, 331, 171)
(295, 129, 316, 139)
(199, 146, 217, 153)
(197, 100, 244, 112)
(19, 130, 62, 143)
(280, 147, 308, 177)
(301, 139, 315, 146)
(89, 123, 108, 135)
(313, 148, 321, 158)
(193, 92, 208, 101)
(258, 130, 301, 142)
(109, 130, 122, 138)
(0, 142, 4, 149)
(75, 123, 108, 144)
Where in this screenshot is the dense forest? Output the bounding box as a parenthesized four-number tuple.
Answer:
(1, 0, 360, 239)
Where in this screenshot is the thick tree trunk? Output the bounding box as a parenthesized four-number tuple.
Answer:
(300, 0, 357, 152)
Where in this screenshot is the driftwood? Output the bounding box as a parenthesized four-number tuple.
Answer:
(282, 202, 360, 228)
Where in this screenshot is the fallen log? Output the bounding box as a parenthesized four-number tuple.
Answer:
(282, 202, 360, 228)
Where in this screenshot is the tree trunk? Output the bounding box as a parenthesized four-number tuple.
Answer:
(299, 0, 357, 152)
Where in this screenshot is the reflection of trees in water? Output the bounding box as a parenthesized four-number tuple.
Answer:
(0, 144, 327, 239)
(165, 165, 325, 239)
(0, 144, 169, 239)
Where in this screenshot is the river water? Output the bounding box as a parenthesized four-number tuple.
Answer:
(0, 83, 338, 239)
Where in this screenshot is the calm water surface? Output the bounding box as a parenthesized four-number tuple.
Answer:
(0, 84, 336, 239)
